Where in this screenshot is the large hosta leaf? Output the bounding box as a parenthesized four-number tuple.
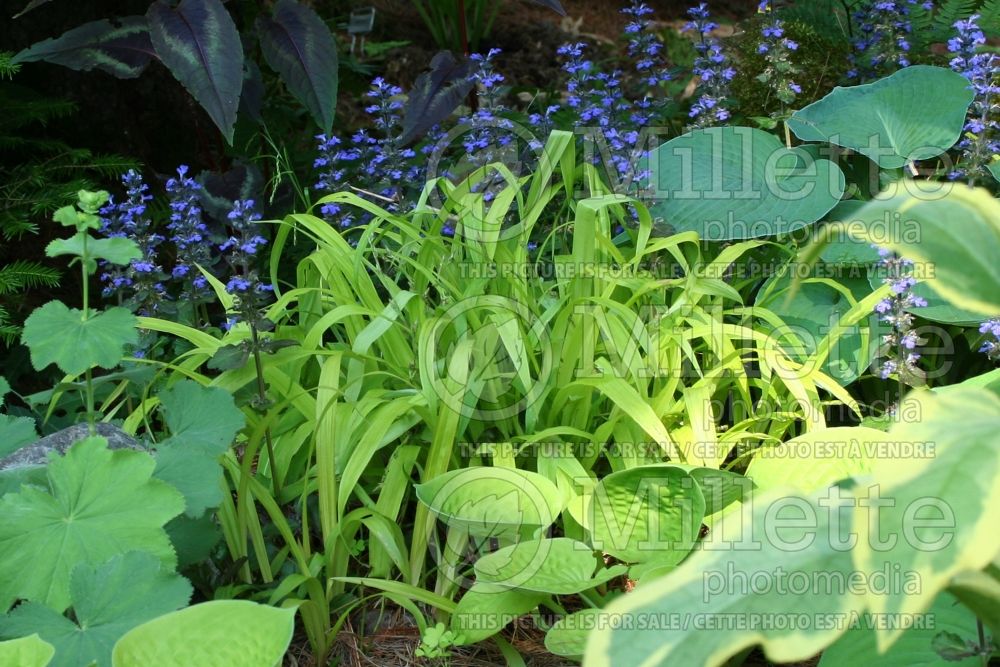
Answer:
(0, 438, 184, 612)
(0, 634, 54, 667)
(788, 66, 974, 169)
(12, 18, 154, 78)
(0, 552, 191, 667)
(21, 302, 138, 376)
(474, 538, 627, 594)
(451, 583, 545, 644)
(111, 601, 295, 667)
(585, 465, 705, 565)
(746, 426, 886, 493)
(819, 593, 980, 667)
(584, 488, 864, 666)
(756, 272, 882, 384)
(415, 467, 563, 538)
(855, 387, 1000, 650)
(850, 181, 1000, 318)
(646, 126, 845, 240)
(257, 0, 339, 133)
(147, 0, 243, 143)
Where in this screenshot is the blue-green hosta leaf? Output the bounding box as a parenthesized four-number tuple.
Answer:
(856, 387, 1000, 651)
(989, 161, 1000, 183)
(12, 18, 154, 79)
(819, 593, 980, 667)
(583, 488, 865, 667)
(0, 378, 9, 406)
(257, 0, 339, 133)
(415, 467, 564, 538)
(756, 272, 882, 384)
(0, 552, 192, 667)
(851, 181, 1000, 318)
(646, 126, 845, 240)
(0, 438, 184, 612)
(788, 66, 974, 169)
(585, 465, 705, 565)
(474, 538, 627, 594)
(152, 381, 244, 516)
(451, 583, 545, 644)
(46, 233, 142, 267)
(147, 0, 244, 143)
(111, 601, 295, 667)
(817, 200, 883, 267)
(21, 302, 138, 376)
(0, 634, 54, 667)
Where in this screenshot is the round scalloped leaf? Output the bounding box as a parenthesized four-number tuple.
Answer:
(1, 552, 191, 667)
(0, 437, 184, 613)
(746, 426, 887, 492)
(645, 126, 845, 240)
(584, 465, 705, 565)
(583, 488, 865, 667)
(856, 387, 1000, 651)
(21, 302, 138, 376)
(0, 635, 54, 667)
(788, 66, 974, 169)
(415, 467, 563, 538)
(111, 600, 295, 667)
(474, 538, 627, 594)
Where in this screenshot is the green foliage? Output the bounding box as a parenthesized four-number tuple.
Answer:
(110, 601, 295, 667)
(788, 66, 975, 168)
(0, 634, 54, 667)
(648, 126, 845, 239)
(0, 437, 184, 613)
(22, 303, 139, 376)
(0, 70, 137, 344)
(0, 552, 192, 667)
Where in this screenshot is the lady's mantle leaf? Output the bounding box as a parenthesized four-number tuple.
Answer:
(21, 302, 138, 376)
(0, 438, 184, 613)
(0, 552, 191, 667)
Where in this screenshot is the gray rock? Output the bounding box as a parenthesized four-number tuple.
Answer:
(0, 423, 144, 472)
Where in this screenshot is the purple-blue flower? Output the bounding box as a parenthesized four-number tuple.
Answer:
(873, 246, 927, 381)
(947, 14, 1000, 185)
(684, 3, 733, 128)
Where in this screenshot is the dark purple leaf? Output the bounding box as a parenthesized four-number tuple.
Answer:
(195, 162, 264, 221)
(525, 0, 566, 16)
(256, 0, 339, 133)
(13, 0, 56, 18)
(240, 60, 264, 124)
(147, 0, 244, 143)
(12, 17, 155, 78)
(400, 50, 475, 146)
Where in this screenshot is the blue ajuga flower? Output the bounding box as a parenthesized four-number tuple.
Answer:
(312, 78, 423, 230)
(683, 3, 735, 129)
(979, 319, 1000, 362)
(220, 199, 273, 326)
(622, 1, 671, 89)
(557, 41, 650, 191)
(756, 1, 801, 107)
(847, 0, 929, 81)
(166, 165, 214, 301)
(947, 14, 1000, 184)
(873, 247, 927, 381)
(99, 169, 168, 315)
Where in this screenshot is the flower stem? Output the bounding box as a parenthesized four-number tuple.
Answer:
(250, 322, 280, 497)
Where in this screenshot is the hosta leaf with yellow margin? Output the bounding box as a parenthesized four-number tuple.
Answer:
(583, 488, 865, 667)
(855, 387, 1000, 650)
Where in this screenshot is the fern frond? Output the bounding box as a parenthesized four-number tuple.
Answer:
(932, 0, 978, 41)
(981, 0, 1000, 36)
(0, 52, 20, 79)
